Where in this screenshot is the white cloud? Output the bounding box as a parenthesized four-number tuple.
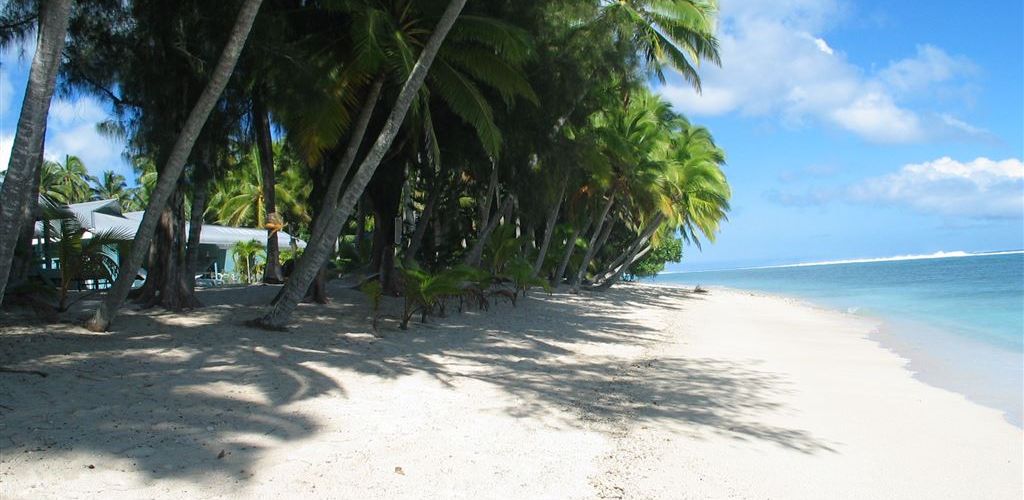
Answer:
(830, 92, 924, 143)
(660, 85, 738, 115)
(849, 157, 1024, 218)
(880, 45, 975, 94)
(43, 97, 125, 176)
(656, 1, 982, 143)
(45, 121, 124, 173)
(813, 37, 834, 55)
(48, 98, 109, 126)
(0, 133, 12, 169)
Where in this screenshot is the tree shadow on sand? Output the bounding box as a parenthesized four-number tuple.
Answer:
(0, 284, 831, 484)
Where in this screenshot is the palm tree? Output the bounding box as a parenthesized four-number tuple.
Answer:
(86, 0, 265, 332)
(253, 0, 469, 330)
(280, 0, 535, 289)
(593, 116, 730, 288)
(597, 0, 721, 87)
(44, 155, 96, 204)
(570, 90, 674, 290)
(40, 203, 132, 311)
(208, 145, 307, 229)
(0, 0, 74, 305)
(91, 170, 132, 205)
(232, 239, 266, 284)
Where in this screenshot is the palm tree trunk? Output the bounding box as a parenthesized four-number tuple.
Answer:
(0, 0, 72, 305)
(404, 188, 437, 267)
(185, 168, 209, 292)
(532, 179, 566, 277)
(593, 243, 652, 290)
(463, 195, 512, 267)
(253, 0, 467, 330)
(86, 0, 263, 331)
(590, 219, 615, 264)
(553, 217, 590, 286)
(354, 197, 366, 250)
(571, 189, 616, 290)
(7, 138, 45, 294)
(253, 93, 283, 284)
(478, 159, 499, 234)
(306, 76, 385, 249)
(593, 236, 637, 283)
(592, 213, 664, 289)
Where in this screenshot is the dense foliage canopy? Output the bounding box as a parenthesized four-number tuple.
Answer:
(0, 0, 730, 330)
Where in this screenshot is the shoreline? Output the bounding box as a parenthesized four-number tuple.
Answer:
(1, 283, 1021, 498)
(643, 280, 1024, 427)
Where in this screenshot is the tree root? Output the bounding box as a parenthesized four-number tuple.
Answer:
(0, 367, 48, 377)
(243, 318, 289, 332)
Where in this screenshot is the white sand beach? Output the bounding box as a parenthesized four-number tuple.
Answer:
(1, 284, 1020, 499)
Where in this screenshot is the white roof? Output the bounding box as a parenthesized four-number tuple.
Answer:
(39, 199, 305, 249)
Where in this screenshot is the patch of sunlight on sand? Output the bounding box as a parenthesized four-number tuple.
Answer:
(172, 381, 272, 406)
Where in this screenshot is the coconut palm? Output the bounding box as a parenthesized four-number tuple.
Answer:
(208, 145, 309, 230)
(596, 0, 721, 87)
(593, 117, 730, 288)
(87, 0, 265, 332)
(0, 0, 74, 305)
(254, 0, 469, 330)
(232, 239, 266, 284)
(45, 155, 96, 204)
(570, 90, 676, 289)
(90, 170, 133, 206)
(38, 201, 132, 311)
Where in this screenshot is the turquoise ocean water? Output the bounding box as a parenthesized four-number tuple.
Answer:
(647, 251, 1024, 426)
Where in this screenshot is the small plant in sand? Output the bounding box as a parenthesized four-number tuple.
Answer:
(43, 203, 131, 311)
(399, 267, 465, 330)
(502, 256, 551, 298)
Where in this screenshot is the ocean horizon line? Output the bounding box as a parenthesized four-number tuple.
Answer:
(661, 249, 1024, 274)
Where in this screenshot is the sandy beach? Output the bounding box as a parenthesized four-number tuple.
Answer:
(0, 284, 1020, 499)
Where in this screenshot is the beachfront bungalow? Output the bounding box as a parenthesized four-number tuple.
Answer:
(32, 199, 305, 287)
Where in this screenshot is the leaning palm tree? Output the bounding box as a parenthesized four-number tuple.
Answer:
(570, 90, 674, 290)
(593, 120, 730, 289)
(86, 0, 265, 332)
(252, 0, 469, 330)
(0, 0, 74, 305)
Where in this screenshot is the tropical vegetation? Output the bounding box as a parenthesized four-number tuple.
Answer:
(0, 0, 731, 333)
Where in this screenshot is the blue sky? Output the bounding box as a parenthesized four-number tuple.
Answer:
(655, 0, 1024, 269)
(2, 0, 1022, 270)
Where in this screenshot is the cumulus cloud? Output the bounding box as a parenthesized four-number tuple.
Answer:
(1, 41, 126, 177)
(849, 157, 1023, 218)
(830, 92, 924, 143)
(765, 157, 1023, 219)
(656, 1, 983, 143)
(45, 119, 124, 175)
(812, 37, 834, 55)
